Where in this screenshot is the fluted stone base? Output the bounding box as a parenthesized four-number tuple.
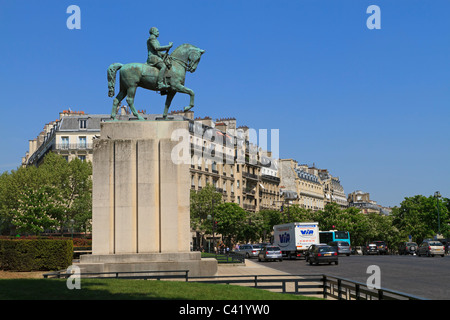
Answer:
(79, 120, 217, 277)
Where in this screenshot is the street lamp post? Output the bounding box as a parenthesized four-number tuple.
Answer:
(207, 199, 216, 254)
(70, 219, 75, 239)
(434, 191, 441, 236)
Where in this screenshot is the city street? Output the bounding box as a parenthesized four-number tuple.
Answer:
(254, 254, 450, 300)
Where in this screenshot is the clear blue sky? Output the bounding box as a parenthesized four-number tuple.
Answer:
(1, 0, 449, 207)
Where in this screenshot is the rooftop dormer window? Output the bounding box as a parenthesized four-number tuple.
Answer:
(79, 119, 87, 129)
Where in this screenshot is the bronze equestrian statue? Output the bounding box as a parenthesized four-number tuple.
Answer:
(107, 27, 205, 120)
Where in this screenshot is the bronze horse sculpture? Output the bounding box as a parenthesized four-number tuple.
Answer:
(107, 43, 205, 120)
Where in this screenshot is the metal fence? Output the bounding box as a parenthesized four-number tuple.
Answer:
(43, 270, 426, 300)
(202, 252, 245, 264)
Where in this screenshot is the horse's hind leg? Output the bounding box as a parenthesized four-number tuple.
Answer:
(111, 89, 126, 120)
(126, 86, 145, 120)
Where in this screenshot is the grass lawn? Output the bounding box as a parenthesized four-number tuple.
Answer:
(0, 278, 322, 300)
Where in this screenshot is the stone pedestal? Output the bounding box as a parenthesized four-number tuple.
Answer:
(78, 120, 217, 277)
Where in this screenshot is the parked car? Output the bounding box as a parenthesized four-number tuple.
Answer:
(305, 244, 328, 262)
(417, 241, 445, 257)
(235, 244, 263, 258)
(362, 243, 378, 255)
(307, 245, 338, 265)
(398, 242, 418, 255)
(258, 246, 283, 262)
(438, 238, 450, 254)
(328, 241, 351, 256)
(372, 241, 388, 255)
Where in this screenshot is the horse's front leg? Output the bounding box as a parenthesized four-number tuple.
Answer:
(172, 83, 195, 112)
(163, 91, 176, 119)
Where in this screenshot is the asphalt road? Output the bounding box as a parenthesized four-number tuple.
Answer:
(253, 254, 450, 300)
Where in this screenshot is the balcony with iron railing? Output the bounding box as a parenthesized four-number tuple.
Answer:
(242, 172, 260, 181)
(55, 143, 93, 150)
(261, 174, 280, 183)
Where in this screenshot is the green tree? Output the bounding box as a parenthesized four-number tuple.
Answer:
(284, 205, 316, 224)
(259, 209, 283, 241)
(315, 202, 342, 230)
(0, 153, 92, 235)
(214, 202, 247, 245)
(391, 195, 449, 243)
(190, 184, 223, 247)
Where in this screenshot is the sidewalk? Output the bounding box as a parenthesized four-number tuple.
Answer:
(217, 259, 290, 276)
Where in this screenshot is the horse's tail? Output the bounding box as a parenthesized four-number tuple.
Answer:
(107, 63, 123, 97)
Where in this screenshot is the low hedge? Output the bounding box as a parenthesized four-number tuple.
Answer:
(0, 239, 73, 271)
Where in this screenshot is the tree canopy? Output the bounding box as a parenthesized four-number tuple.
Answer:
(0, 153, 92, 235)
(2, 154, 448, 251)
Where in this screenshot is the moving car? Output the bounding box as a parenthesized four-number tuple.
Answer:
(235, 244, 263, 258)
(307, 245, 338, 265)
(362, 243, 378, 255)
(258, 246, 283, 262)
(305, 244, 328, 262)
(328, 241, 351, 256)
(398, 242, 418, 255)
(372, 241, 388, 255)
(417, 241, 445, 257)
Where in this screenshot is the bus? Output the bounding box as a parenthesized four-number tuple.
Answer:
(319, 230, 351, 246)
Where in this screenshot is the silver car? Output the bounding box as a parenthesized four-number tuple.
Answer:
(258, 246, 283, 262)
(235, 244, 262, 258)
(328, 241, 351, 256)
(417, 241, 445, 257)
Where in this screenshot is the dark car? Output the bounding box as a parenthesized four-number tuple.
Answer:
(398, 242, 418, 255)
(362, 243, 378, 255)
(308, 245, 338, 265)
(305, 244, 328, 262)
(372, 241, 388, 255)
(328, 241, 351, 256)
(439, 239, 450, 254)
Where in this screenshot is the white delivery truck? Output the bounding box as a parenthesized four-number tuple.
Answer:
(273, 222, 320, 259)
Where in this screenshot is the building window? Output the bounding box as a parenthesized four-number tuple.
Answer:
(79, 119, 87, 129)
(61, 136, 69, 149)
(79, 136, 87, 149)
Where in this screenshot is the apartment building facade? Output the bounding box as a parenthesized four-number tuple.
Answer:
(23, 108, 282, 212)
(347, 190, 391, 215)
(22, 110, 109, 167)
(186, 114, 281, 212)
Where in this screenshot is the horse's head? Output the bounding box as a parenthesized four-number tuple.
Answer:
(187, 47, 205, 73)
(171, 44, 205, 73)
